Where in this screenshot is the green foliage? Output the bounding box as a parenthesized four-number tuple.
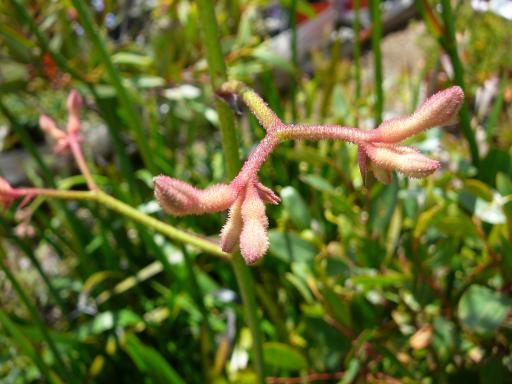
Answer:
(0, 1, 511, 383)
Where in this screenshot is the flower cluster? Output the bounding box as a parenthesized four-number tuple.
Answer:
(154, 81, 464, 264)
(39, 90, 83, 154)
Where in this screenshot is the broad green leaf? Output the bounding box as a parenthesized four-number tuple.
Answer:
(300, 174, 336, 193)
(263, 342, 307, 371)
(112, 52, 153, 68)
(268, 230, 317, 263)
(123, 334, 185, 384)
(458, 285, 512, 334)
(350, 274, 407, 289)
(280, 186, 311, 229)
(463, 179, 494, 202)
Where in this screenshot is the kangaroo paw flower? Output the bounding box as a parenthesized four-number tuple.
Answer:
(0, 177, 15, 209)
(220, 193, 245, 253)
(154, 176, 237, 216)
(239, 182, 269, 264)
(365, 143, 440, 178)
(372, 86, 464, 143)
(154, 82, 462, 264)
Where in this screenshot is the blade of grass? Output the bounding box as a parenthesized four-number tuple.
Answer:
(196, 1, 265, 382)
(439, 0, 479, 166)
(353, 0, 362, 117)
(289, 0, 298, 120)
(0, 244, 75, 382)
(0, 310, 60, 384)
(369, 0, 383, 125)
(0, 222, 70, 320)
(69, 0, 156, 174)
(9, 0, 142, 198)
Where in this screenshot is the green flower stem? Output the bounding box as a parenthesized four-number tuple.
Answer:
(15, 189, 228, 258)
(196, 1, 265, 382)
(69, 138, 98, 191)
(220, 81, 282, 131)
(353, 0, 362, 107)
(369, 0, 383, 125)
(69, 0, 156, 173)
(439, 0, 479, 166)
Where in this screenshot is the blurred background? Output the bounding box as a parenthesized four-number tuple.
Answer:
(0, 0, 511, 383)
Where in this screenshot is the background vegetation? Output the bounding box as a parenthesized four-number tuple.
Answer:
(0, 0, 511, 383)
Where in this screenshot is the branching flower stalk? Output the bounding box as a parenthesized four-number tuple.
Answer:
(0, 90, 228, 258)
(155, 80, 464, 264)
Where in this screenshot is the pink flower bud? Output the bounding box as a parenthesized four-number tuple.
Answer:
(154, 176, 237, 216)
(39, 115, 66, 141)
(372, 86, 464, 143)
(66, 90, 83, 135)
(239, 183, 269, 264)
(255, 182, 280, 205)
(220, 194, 244, 253)
(365, 143, 440, 178)
(0, 177, 15, 209)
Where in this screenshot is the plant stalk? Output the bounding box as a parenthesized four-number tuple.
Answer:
(196, 1, 265, 382)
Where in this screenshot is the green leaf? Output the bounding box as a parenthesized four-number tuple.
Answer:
(458, 285, 512, 334)
(463, 179, 494, 202)
(263, 342, 307, 371)
(112, 52, 153, 68)
(268, 230, 317, 263)
(350, 274, 407, 289)
(251, 47, 295, 73)
(123, 334, 186, 384)
(300, 174, 336, 193)
(280, 186, 311, 229)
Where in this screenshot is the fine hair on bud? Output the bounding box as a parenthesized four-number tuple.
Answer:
(220, 194, 245, 253)
(365, 143, 440, 178)
(154, 176, 237, 216)
(239, 183, 269, 264)
(373, 86, 464, 143)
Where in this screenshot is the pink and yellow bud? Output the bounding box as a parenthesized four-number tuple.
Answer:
(372, 86, 464, 143)
(239, 183, 269, 264)
(365, 143, 440, 178)
(39, 115, 66, 141)
(154, 176, 237, 216)
(66, 90, 83, 135)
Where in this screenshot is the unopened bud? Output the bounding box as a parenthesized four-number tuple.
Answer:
(239, 183, 269, 264)
(365, 143, 440, 178)
(220, 194, 244, 253)
(255, 182, 280, 205)
(67, 90, 83, 134)
(373, 86, 464, 143)
(154, 176, 237, 216)
(39, 115, 66, 141)
(0, 177, 15, 209)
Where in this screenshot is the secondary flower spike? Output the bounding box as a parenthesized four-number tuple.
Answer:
(155, 81, 464, 264)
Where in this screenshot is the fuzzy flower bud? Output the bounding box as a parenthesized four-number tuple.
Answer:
(66, 90, 83, 135)
(154, 176, 237, 216)
(365, 143, 440, 178)
(239, 183, 269, 264)
(39, 115, 66, 141)
(220, 194, 244, 253)
(372, 86, 464, 143)
(0, 177, 15, 209)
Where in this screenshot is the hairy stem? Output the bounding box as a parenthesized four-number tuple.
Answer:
(12, 189, 228, 258)
(68, 138, 98, 191)
(196, 2, 265, 382)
